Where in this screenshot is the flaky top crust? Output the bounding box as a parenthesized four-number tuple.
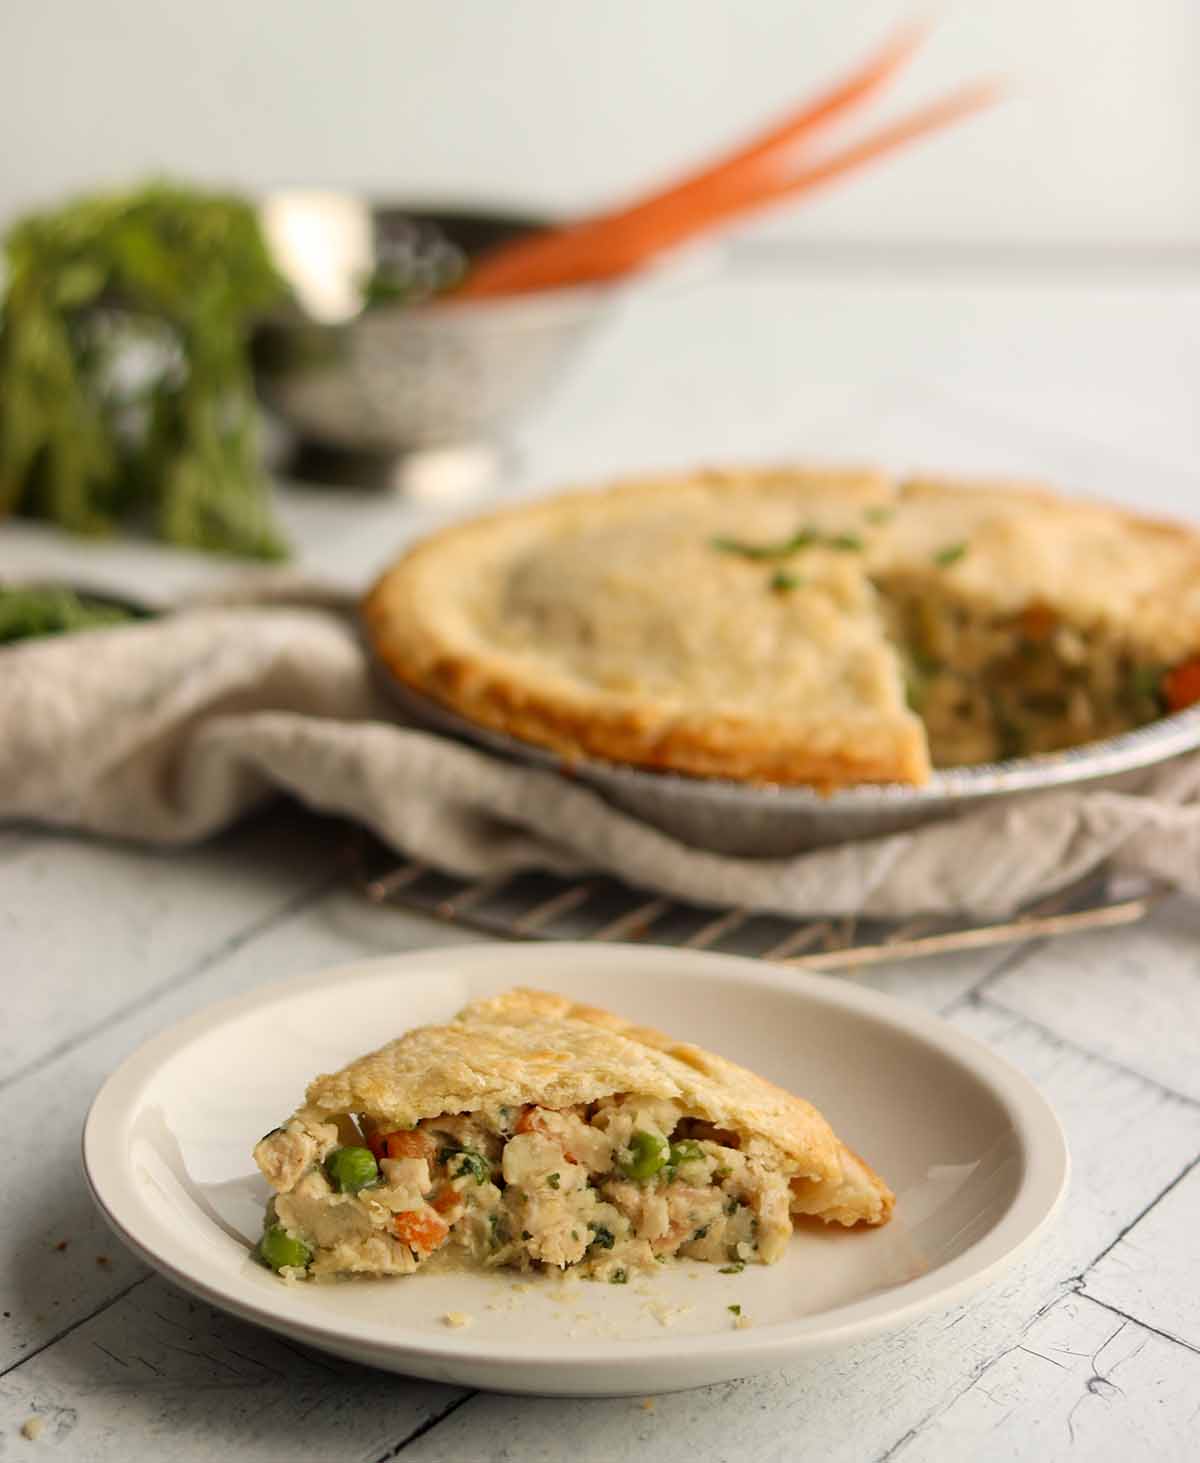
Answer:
(299, 986, 893, 1224)
(363, 466, 1200, 789)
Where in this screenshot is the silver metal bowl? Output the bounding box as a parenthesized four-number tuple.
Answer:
(377, 669, 1200, 857)
(252, 197, 608, 474)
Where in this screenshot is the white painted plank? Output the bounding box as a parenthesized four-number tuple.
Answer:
(0, 877, 484, 1372)
(1084, 1159, 1200, 1351)
(845, 939, 1039, 1017)
(332, 1001, 1200, 1463)
(894, 1293, 1200, 1463)
(981, 894, 1200, 1101)
(0, 806, 349, 1086)
(0, 1276, 464, 1463)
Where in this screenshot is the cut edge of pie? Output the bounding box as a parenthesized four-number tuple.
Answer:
(363, 466, 1200, 790)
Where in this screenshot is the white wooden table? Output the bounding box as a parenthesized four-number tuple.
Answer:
(2, 253, 1199, 1461)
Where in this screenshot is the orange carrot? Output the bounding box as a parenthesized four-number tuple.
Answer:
(429, 1185, 462, 1215)
(1164, 656, 1200, 711)
(454, 78, 1002, 299)
(454, 18, 930, 301)
(382, 1129, 437, 1162)
(393, 1207, 450, 1255)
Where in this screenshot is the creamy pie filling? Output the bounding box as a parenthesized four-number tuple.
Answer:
(253, 1097, 796, 1282)
(879, 581, 1168, 766)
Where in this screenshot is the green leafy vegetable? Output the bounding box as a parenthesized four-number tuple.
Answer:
(728, 1304, 742, 1315)
(933, 542, 968, 567)
(0, 586, 140, 644)
(587, 1223, 615, 1251)
(0, 181, 286, 557)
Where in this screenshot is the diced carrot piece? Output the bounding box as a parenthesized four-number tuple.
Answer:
(392, 1207, 450, 1255)
(1164, 656, 1200, 711)
(514, 1106, 576, 1161)
(1019, 602, 1057, 642)
(384, 1129, 437, 1162)
(429, 1185, 461, 1215)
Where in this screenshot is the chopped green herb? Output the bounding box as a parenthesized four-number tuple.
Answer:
(710, 527, 818, 561)
(728, 1304, 742, 1316)
(768, 569, 804, 594)
(693, 1225, 710, 1241)
(719, 1262, 745, 1275)
(440, 1147, 489, 1185)
(724, 1197, 738, 1216)
(546, 1172, 561, 1190)
(521, 1230, 532, 1241)
(865, 506, 894, 524)
(933, 542, 968, 567)
(571, 1229, 579, 1241)
(588, 1223, 615, 1251)
(1128, 664, 1166, 716)
(829, 532, 863, 552)
(610, 1268, 628, 1285)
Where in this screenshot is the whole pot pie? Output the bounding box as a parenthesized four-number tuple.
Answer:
(364, 467, 1200, 790)
(252, 988, 892, 1282)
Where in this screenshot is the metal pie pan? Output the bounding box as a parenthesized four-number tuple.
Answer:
(377, 665, 1200, 857)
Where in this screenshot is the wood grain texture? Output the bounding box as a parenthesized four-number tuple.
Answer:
(0, 807, 346, 1088)
(0, 1279, 464, 1463)
(981, 895, 1200, 1102)
(889, 1293, 1200, 1462)
(1084, 1160, 1200, 1352)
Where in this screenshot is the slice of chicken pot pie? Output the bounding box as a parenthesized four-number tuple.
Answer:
(252, 988, 893, 1282)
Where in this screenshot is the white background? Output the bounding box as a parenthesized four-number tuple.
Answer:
(3, 0, 1198, 249)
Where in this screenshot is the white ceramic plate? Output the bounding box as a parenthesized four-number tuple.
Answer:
(83, 944, 1068, 1396)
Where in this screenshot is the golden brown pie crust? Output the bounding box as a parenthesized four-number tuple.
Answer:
(363, 466, 1200, 789)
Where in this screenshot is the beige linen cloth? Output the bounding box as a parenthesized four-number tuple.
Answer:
(3, 588, 1198, 918)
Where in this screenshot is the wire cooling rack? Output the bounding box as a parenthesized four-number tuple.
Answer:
(356, 841, 1161, 971)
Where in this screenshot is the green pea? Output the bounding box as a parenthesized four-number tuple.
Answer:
(617, 1130, 669, 1180)
(667, 1139, 706, 1168)
(257, 1224, 311, 1273)
(324, 1146, 379, 1194)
